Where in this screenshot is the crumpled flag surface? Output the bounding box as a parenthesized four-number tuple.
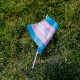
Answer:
(27, 16, 59, 53)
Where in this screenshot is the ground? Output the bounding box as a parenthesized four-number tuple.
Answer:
(0, 0, 80, 80)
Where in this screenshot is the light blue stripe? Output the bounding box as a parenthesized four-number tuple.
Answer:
(45, 16, 59, 31)
(27, 25, 45, 53)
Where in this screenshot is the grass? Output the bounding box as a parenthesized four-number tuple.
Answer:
(0, 0, 80, 80)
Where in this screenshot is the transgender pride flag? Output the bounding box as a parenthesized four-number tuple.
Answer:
(27, 15, 59, 53)
(27, 15, 59, 68)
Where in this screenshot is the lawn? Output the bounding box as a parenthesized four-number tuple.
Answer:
(0, 0, 80, 80)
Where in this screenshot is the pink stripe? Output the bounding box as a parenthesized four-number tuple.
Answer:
(31, 23, 55, 46)
(31, 24, 46, 45)
(40, 20, 56, 46)
(40, 20, 55, 34)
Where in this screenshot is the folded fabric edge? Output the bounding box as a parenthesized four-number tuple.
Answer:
(27, 25, 45, 53)
(45, 16, 59, 31)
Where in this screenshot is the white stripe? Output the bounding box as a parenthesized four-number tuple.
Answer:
(35, 23, 52, 40)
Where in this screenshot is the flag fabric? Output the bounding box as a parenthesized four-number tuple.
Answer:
(27, 15, 59, 53)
